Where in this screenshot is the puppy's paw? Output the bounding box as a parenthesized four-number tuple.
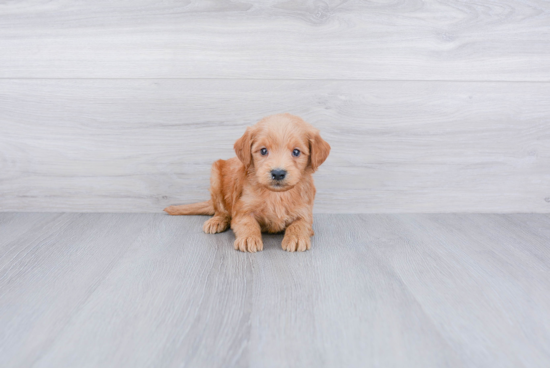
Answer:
(282, 235, 311, 252)
(234, 236, 263, 253)
(203, 217, 229, 234)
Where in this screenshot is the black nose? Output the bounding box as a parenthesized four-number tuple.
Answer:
(271, 169, 287, 181)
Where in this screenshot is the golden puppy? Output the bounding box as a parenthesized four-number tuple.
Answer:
(164, 113, 330, 252)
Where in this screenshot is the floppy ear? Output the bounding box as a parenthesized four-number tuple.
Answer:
(234, 127, 254, 168)
(309, 130, 331, 172)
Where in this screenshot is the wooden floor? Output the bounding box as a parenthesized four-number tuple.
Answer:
(1, 213, 549, 367)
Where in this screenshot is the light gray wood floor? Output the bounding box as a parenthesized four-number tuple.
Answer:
(1, 213, 549, 368)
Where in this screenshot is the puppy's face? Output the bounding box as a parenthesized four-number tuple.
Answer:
(250, 125, 309, 192)
(234, 114, 330, 192)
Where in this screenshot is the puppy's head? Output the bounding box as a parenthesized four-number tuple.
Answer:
(234, 113, 330, 192)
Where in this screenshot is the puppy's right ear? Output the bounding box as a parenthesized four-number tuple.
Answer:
(234, 127, 253, 168)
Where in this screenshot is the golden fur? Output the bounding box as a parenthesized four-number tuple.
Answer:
(164, 113, 330, 252)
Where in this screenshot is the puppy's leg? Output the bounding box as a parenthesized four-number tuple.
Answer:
(232, 215, 263, 253)
(203, 160, 231, 234)
(282, 218, 313, 252)
(203, 215, 230, 234)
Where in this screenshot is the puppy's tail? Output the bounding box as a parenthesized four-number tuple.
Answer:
(163, 200, 215, 216)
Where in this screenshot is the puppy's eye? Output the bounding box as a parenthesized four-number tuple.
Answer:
(292, 149, 301, 157)
(260, 148, 268, 156)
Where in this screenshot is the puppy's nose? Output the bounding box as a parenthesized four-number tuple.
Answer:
(271, 169, 287, 181)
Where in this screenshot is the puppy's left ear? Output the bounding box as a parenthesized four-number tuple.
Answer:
(309, 130, 331, 172)
(234, 127, 254, 168)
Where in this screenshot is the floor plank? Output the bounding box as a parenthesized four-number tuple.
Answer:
(362, 214, 550, 367)
(2, 80, 550, 213)
(1, 0, 549, 80)
(0, 214, 154, 367)
(0, 213, 549, 367)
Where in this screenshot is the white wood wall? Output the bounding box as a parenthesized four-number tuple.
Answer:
(1, 0, 549, 213)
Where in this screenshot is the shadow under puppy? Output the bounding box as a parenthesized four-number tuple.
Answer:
(164, 113, 330, 252)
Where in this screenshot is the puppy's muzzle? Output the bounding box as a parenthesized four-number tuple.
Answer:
(271, 169, 287, 181)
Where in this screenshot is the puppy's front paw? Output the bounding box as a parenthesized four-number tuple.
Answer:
(282, 235, 311, 252)
(203, 217, 229, 234)
(234, 236, 263, 253)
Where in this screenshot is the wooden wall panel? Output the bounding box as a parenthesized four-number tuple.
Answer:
(0, 0, 549, 80)
(1, 79, 549, 213)
(1, 1, 549, 212)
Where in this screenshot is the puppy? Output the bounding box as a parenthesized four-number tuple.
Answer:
(164, 113, 330, 252)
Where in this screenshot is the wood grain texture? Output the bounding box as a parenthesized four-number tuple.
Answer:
(0, 213, 549, 367)
(1, 79, 549, 213)
(0, 213, 154, 367)
(0, 0, 549, 80)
